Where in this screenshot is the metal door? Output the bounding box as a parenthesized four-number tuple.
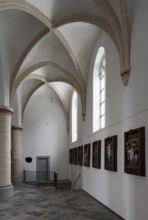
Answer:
(36, 157, 50, 183)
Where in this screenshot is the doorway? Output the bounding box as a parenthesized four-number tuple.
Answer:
(36, 156, 50, 184)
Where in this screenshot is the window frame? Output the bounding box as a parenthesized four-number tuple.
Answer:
(93, 47, 106, 132)
(71, 91, 78, 142)
(99, 54, 106, 129)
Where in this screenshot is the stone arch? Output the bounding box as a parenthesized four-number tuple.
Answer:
(0, 0, 51, 28)
(11, 61, 86, 119)
(1, 0, 130, 113)
(21, 81, 70, 133)
(54, 30, 86, 92)
(11, 27, 50, 86)
(94, 0, 130, 85)
(52, 7, 130, 85)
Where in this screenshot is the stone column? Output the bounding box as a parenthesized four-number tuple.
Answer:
(0, 106, 13, 197)
(11, 125, 23, 184)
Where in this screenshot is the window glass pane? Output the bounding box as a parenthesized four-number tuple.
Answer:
(100, 89, 105, 103)
(100, 68, 105, 79)
(102, 57, 106, 68)
(100, 76, 105, 90)
(101, 116, 105, 129)
(100, 102, 105, 115)
(93, 47, 106, 132)
(72, 91, 78, 142)
(99, 51, 106, 129)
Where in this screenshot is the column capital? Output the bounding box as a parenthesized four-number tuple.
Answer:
(0, 106, 13, 116)
(11, 125, 23, 130)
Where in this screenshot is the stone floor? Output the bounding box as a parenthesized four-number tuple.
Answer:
(0, 184, 123, 220)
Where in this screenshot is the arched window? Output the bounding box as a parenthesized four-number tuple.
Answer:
(72, 91, 78, 142)
(93, 47, 106, 132)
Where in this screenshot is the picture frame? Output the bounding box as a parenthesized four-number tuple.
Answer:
(104, 135, 117, 171)
(84, 143, 90, 167)
(124, 127, 145, 176)
(72, 148, 77, 165)
(92, 140, 101, 169)
(69, 149, 72, 164)
(78, 146, 83, 166)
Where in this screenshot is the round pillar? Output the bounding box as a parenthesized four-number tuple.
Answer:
(11, 125, 23, 184)
(0, 106, 13, 197)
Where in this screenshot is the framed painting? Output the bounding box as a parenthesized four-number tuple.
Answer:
(69, 149, 72, 164)
(84, 143, 90, 167)
(92, 140, 101, 169)
(104, 135, 117, 171)
(124, 127, 145, 176)
(74, 147, 78, 165)
(72, 148, 77, 165)
(78, 146, 83, 166)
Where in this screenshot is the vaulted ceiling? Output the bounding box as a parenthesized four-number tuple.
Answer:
(0, 0, 133, 124)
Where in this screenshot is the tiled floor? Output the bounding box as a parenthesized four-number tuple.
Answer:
(0, 184, 123, 220)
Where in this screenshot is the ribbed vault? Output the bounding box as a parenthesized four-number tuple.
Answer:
(0, 0, 131, 123)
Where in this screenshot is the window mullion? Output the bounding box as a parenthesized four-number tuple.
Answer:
(99, 54, 106, 129)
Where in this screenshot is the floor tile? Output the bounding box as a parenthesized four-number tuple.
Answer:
(0, 184, 123, 220)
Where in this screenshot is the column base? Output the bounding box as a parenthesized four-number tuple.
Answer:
(11, 176, 22, 184)
(0, 184, 13, 197)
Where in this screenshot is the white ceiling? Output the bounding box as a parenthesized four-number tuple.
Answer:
(0, 0, 132, 121)
(25, 0, 102, 20)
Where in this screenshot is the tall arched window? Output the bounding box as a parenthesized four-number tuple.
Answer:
(72, 91, 78, 142)
(93, 47, 106, 132)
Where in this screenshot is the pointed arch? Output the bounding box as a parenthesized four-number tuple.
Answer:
(94, 0, 130, 85)
(21, 81, 69, 132)
(11, 27, 50, 87)
(54, 29, 86, 92)
(93, 47, 106, 132)
(52, 9, 130, 85)
(0, 0, 51, 28)
(11, 61, 86, 120)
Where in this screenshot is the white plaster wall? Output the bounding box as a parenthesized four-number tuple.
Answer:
(69, 1, 148, 220)
(11, 96, 19, 126)
(0, 41, 9, 106)
(12, 87, 23, 126)
(22, 85, 69, 180)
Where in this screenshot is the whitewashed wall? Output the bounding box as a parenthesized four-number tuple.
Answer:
(0, 41, 10, 106)
(12, 88, 22, 126)
(22, 85, 69, 180)
(69, 1, 148, 220)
